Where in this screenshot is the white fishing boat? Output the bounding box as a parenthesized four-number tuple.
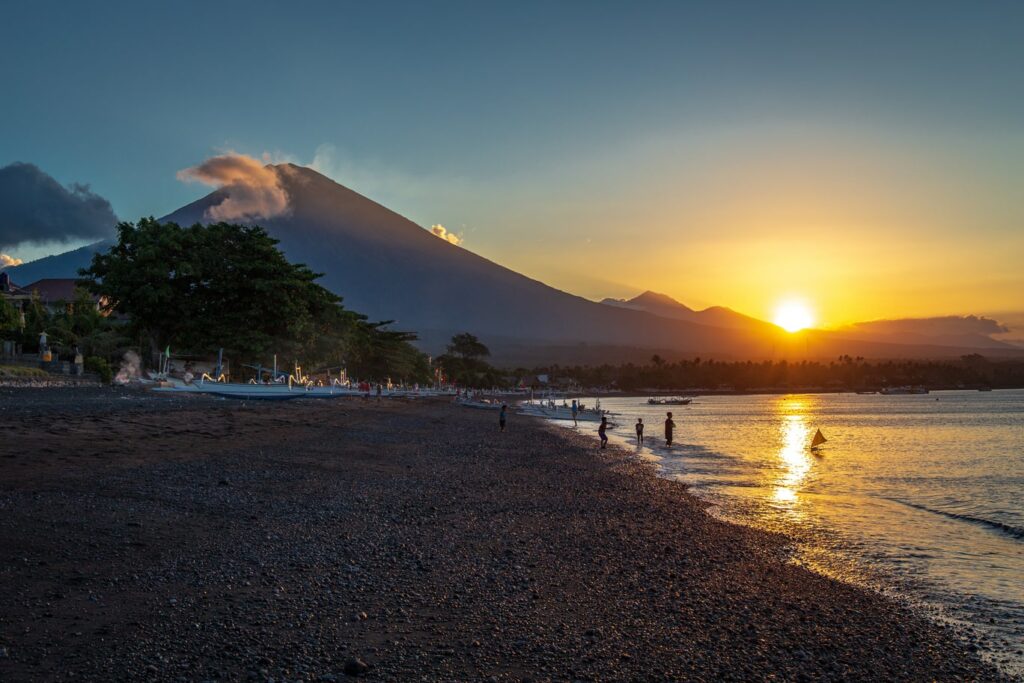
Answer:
(457, 398, 504, 410)
(518, 398, 607, 422)
(152, 381, 301, 400)
(301, 384, 363, 398)
(647, 396, 693, 405)
(194, 383, 306, 400)
(151, 375, 356, 400)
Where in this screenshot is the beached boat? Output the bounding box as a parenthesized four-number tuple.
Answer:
(194, 384, 306, 400)
(151, 377, 358, 400)
(518, 398, 607, 422)
(647, 396, 692, 405)
(457, 398, 504, 410)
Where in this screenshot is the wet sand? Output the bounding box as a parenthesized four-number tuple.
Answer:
(0, 387, 1006, 681)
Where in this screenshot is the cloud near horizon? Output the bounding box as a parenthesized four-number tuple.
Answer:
(177, 153, 290, 222)
(841, 315, 1010, 337)
(1, 252, 23, 267)
(429, 224, 462, 245)
(0, 162, 118, 249)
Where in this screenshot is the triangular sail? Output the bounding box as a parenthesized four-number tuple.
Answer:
(810, 428, 827, 448)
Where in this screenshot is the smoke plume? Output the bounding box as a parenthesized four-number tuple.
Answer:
(1, 253, 22, 267)
(114, 350, 142, 384)
(177, 153, 290, 222)
(0, 162, 117, 248)
(430, 224, 462, 245)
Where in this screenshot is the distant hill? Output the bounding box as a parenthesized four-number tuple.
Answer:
(6, 163, 1022, 361)
(601, 291, 780, 334)
(1, 240, 112, 284)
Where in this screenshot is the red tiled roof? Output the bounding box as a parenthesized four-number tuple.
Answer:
(22, 278, 85, 302)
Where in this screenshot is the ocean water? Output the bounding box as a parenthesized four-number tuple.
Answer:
(555, 390, 1024, 675)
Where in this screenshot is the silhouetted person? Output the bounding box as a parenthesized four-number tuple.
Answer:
(499, 404, 508, 432)
(636, 417, 644, 445)
(598, 416, 608, 448)
(376, 383, 382, 401)
(571, 399, 579, 426)
(665, 411, 676, 446)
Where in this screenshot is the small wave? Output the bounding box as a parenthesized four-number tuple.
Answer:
(888, 498, 1024, 540)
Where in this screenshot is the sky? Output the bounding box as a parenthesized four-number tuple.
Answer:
(1, 0, 1022, 329)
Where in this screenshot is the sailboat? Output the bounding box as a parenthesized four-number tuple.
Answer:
(810, 428, 827, 451)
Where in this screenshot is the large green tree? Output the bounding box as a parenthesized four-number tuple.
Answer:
(436, 332, 504, 388)
(0, 296, 20, 335)
(446, 332, 490, 360)
(80, 218, 431, 382)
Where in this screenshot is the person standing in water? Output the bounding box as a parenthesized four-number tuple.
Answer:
(665, 411, 676, 446)
(499, 404, 508, 432)
(598, 416, 608, 448)
(635, 417, 644, 446)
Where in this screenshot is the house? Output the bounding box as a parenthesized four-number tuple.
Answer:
(0, 272, 31, 310)
(20, 278, 102, 314)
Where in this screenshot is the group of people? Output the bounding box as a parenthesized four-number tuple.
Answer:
(498, 402, 678, 451)
(598, 411, 676, 449)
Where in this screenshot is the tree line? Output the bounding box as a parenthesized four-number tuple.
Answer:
(524, 354, 1023, 391)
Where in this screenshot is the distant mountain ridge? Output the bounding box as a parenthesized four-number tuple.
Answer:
(600, 291, 779, 333)
(4, 163, 1022, 360)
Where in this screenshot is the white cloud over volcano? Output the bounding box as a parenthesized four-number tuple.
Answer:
(177, 153, 290, 222)
(430, 224, 462, 245)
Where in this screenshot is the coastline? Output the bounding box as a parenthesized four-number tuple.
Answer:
(0, 387, 1005, 681)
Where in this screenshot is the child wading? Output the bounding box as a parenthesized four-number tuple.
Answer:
(598, 416, 609, 448)
(499, 404, 508, 432)
(635, 417, 644, 445)
(665, 411, 676, 446)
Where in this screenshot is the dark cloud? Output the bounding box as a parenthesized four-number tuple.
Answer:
(0, 162, 118, 248)
(845, 315, 1010, 337)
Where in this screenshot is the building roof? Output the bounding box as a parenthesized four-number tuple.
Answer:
(21, 278, 84, 303)
(0, 272, 29, 297)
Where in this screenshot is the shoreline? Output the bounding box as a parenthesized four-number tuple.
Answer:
(0, 387, 1006, 681)
(545, 395, 1024, 678)
(537, 386, 1020, 399)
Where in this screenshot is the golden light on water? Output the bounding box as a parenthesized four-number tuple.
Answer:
(773, 399, 812, 505)
(774, 300, 815, 332)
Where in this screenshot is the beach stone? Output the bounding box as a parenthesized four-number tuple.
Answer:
(342, 657, 369, 676)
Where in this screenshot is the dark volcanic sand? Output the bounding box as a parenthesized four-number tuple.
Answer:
(0, 387, 1006, 681)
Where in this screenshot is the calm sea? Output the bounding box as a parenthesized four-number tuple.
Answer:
(558, 390, 1024, 675)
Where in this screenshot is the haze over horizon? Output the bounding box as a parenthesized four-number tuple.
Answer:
(2, 1, 1022, 332)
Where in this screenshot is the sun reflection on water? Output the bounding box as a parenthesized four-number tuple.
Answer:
(773, 398, 813, 507)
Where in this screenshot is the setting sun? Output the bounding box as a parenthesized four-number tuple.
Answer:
(774, 300, 814, 333)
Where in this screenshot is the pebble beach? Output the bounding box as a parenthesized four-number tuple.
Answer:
(0, 387, 1007, 681)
